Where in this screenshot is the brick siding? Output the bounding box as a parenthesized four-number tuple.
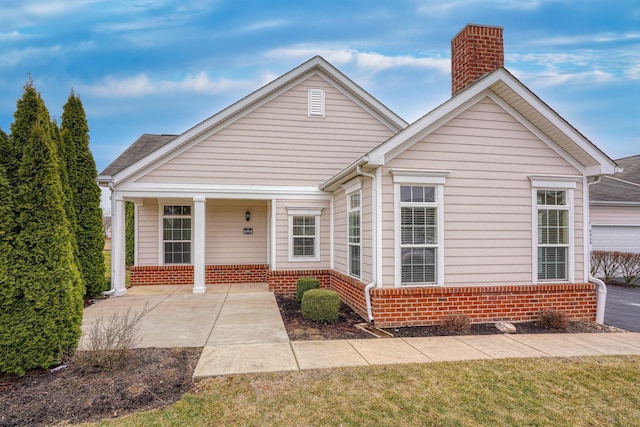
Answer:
(130, 264, 268, 286)
(451, 24, 504, 95)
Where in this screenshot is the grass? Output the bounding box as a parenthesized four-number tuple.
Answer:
(86, 356, 640, 426)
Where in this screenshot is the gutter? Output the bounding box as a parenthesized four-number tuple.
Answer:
(589, 276, 607, 324)
(587, 176, 606, 324)
(356, 165, 377, 322)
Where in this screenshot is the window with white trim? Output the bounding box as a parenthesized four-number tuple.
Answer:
(537, 190, 569, 281)
(348, 191, 361, 278)
(162, 205, 191, 264)
(400, 186, 438, 284)
(287, 207, 322, 261)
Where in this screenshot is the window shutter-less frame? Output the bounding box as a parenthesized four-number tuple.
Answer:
(308, 89, 325, 117)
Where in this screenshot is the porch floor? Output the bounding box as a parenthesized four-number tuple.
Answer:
(81, 285, 640, 379)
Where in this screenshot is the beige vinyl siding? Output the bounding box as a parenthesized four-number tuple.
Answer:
(590, 205, 640, 225)
(206, 200, 268, 264)
(137, 74, 396, 187)
(137, 198, 159, 266)
(333, 189, 347, 274)
(380, 96, 585, 287)
(276, 199, 331, 270)
(361, 177, 373, 283)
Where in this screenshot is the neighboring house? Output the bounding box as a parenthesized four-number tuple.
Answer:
(590, 155, 640, 253)
(99, 24, 617, 327)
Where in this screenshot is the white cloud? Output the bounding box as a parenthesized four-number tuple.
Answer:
(79, 72, 257, 98)
(236, 19, 288, 34)
(415, 0, 559, 14)
(0, 42, 95, 68)
(264, 46, 450, 74)
(0, 31, 29, 41)
(528, 32, 640, 46)
(513, 69, 614, 88)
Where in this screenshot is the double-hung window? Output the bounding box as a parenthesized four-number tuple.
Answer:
(530, 175, 578, 283)
(162, 205, 192, 264)
(399, 186, 438, 284)
(537, 190, 569, 281)
(348, 192, 361, 278)
(288, 207, 322, 261)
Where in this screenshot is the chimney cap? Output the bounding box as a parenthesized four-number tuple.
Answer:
(451, 23, 504, 42)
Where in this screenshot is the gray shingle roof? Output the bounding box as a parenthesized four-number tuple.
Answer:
(99, 134, 177, 177)
(591, 155, 640, 203)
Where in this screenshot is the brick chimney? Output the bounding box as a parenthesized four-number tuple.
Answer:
(451, 24, 504, 96)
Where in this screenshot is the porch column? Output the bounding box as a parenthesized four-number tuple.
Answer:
(111, 194, 127, 296)
(193, 196, 206, 294)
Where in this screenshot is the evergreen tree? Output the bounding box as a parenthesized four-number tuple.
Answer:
(61, 91, 106, 296)
(126, 201, 135, 266)
(0, 128, 11, 175)
(7, 77, 40, 187)
(0, 88, 83, 376)
(0, 163, 13, 336)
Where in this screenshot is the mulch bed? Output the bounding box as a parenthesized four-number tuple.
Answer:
(1, 294, 625, 426)
(1, 347, 201, 427)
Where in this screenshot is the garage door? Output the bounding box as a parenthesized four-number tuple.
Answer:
(592, 225, 640, 253)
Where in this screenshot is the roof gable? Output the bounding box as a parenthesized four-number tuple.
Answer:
(366, 68, 616, 176)
(99, 56, 407, 184)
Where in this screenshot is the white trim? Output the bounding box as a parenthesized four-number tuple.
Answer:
(288, 212, 321, 262)
(529, 175, 581, 189)
(308, 88, 325, 117)
(583, 177, 590, 283)
(159, 203, 194, 266)
(112, 195, 127, 296)
(347, 190, 362, 279)
(375, 167, 383, 287)
(394, 181, 445, 287)
(330, 196, 334, 269)
(391, 169, 450, 185)
(192, 197, 206, 294)
(133, 201, 140, 266)
(286, 207, 324, 216)
(270, 199, 277, 270)
(341, 177, 362, 195)
(532, 187, 575, 283)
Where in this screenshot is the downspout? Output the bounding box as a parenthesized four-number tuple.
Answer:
(356, 165, 376, 322)
(102, 181, 117, 296)
(587, 176, 605, 324)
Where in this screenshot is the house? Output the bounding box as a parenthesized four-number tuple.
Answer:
(98, 24, 618, 327)
(590, 155, 640, 253)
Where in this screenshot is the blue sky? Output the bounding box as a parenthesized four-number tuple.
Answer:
(1, 0, 639, 181)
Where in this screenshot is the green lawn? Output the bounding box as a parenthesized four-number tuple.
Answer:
(88, 356, 640, 426)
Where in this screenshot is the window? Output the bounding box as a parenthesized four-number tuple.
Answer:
(163, 205, 191, 264)
(348, 192, 361, 278)
(288, 207, 322, 261)
(400, 185, 438, 284)
(537, 190, 569, 281)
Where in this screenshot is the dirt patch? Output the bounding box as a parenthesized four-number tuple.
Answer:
(1, 347, 200, 427)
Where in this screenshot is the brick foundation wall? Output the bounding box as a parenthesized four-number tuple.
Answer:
(130, 264, 269, 286)
(130, 265, 194, 286)
(267, 269, 331, 294)
(206, 264, 269, 284)
(328, 270, 369, 321)
(369, 283, 597, 328)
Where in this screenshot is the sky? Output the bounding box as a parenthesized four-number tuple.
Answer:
(1, 0, 639, 196)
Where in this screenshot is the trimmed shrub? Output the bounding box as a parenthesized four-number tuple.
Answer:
(441, 313, 471, 335)
(301, 289, 340, 323)
(296, 277, 320, 302)
(537, 309, 569, 331)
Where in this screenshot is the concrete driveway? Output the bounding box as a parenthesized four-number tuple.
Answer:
(605, 284, 640, 332)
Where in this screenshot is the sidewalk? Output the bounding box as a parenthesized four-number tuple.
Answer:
(81, 285, 640, 380)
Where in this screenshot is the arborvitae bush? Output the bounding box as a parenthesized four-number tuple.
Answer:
(296, 277, 320, 302)
(125, 201, 135, 267)
(0, 85, 83, 376)
(301, 289, 340, 323)
(61, 92, 106, 296)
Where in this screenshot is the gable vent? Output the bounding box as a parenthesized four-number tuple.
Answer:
(308, 88, 325, 117)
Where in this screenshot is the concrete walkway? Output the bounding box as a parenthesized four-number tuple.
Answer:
(81, 285, 640, 380)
